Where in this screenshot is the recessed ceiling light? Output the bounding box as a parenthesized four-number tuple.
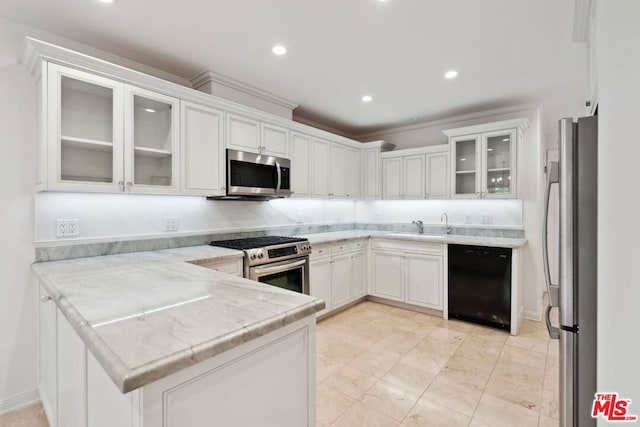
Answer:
(487, 148, 494, 152)
(361, 95, 373, 103)
(444, 70, 458, 79)
(145, 108, 156, 113)
(272, 45, 287, 56)
(460, 158, 466, 162)
(97, 0, 114, 3)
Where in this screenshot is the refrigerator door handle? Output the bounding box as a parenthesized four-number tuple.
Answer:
(545, 304, 560, 339)
(542, 160, 560, 307)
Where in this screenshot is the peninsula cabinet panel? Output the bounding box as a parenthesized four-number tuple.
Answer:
(180, 102, 225, 196)
(38, 286, 57, 426)
(57, 310, 87, 427)
(290, 132, 312, 197)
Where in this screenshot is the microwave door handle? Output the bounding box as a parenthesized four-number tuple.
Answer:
(275, 161, 282, 192)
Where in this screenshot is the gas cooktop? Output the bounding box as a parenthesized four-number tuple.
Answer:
(210, 236, 308, 250)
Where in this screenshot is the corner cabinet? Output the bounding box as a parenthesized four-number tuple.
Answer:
(45, 63, 180, 194)
(444, 119, 528, 199)
(381, 145, 449, 200)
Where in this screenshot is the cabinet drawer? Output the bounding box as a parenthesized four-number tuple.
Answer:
(200, 259, 243, 276)
(332, 242, 350, 255)
(310, 243, 331, 259)
(348, 239, 367, 252)
(372, 238, 443, 255)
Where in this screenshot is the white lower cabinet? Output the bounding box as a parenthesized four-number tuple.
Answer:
(371, 239, 444, 310)
(38, 282, 316, 427)
(309, 241, 368, 317)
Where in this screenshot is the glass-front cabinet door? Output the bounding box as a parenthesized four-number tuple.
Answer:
(47, 64, 124, 192)
(124, 86, 180, 193)
(481, 129, 517, 198)
(451, 135, 481, 197)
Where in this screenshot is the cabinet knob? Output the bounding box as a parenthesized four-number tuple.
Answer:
(424, 193, 429, 199)
(220, 187, 226, 191)
(126, 182, 133, 191)
(475, 192, 481, 197)
(41, 295, 52, 303)
(118, 181, 124, 192)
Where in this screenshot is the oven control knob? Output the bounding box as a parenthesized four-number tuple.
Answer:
(250, 254, 257, 260)
(258, 253, 264, 259)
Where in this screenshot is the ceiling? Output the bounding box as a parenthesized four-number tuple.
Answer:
(0, 0, 587, 136)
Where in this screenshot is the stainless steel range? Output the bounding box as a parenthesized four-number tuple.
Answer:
(210, 236, 311, 294)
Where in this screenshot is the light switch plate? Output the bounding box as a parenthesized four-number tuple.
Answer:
(481, 214, 493, 225)
(56, 219, 79, 237)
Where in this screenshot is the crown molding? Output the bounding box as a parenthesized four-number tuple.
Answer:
(356, 102, 539, 141)
(190, 69, 298, 111)
(442, 117, 530, 138)
(360, 140, 396, 152)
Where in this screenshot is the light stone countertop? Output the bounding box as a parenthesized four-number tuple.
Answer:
(32, 245, 325, 393)
(298, 230, 527, 249)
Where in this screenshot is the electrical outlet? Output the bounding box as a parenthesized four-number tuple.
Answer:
(465, 214, 473, 224)
(163, 217, 179, 232)
(481, 214, 493, 225)
(56, 219, 79, 237)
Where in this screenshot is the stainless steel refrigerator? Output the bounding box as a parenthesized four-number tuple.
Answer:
(543, 116, 597, 427)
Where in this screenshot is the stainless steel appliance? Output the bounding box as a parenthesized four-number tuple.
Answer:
(210, 236, 311, 294)
(543, 116, 597, 427)
(223, 149, 291, 199)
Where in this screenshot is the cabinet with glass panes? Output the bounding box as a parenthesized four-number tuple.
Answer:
(45, 63, 179, 193)
(444, 119, 528, 199)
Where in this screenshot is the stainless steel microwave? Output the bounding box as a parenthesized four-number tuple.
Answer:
(226, 149, 291, 198)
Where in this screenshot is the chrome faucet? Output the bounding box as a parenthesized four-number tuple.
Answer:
(441, 212, 452, 235)
(412, 220, 424, 234)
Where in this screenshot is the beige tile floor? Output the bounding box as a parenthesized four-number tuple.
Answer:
(0, 301, 559, 427)
(316, 301, 559, 427)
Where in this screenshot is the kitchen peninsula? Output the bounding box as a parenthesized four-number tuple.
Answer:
(33, 245, 324, 427)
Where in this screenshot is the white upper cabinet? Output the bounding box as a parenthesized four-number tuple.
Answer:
(310, 140, 360, 199)
(382, 147, 448, 200)
(402, 154, 426, 199)
(260, 122, 289, 157)
(180, 102, 225, 196)
(47, 64, 124, 193)
(226, 113, 260, 152)
(382, 157, 402, 199)
(363, 148, 380, 199)
(124, 86, 180, 194)
(311, 138, 331, 198)
(444, 119, 528, 199)
(290, 132, 311, 197)
(346, 147, 361, 199)
(226, 112, 289, 157)
(426, 152, 449, 199)
(47, 64, 180, 194)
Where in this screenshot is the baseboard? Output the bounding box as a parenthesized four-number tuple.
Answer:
(524, 305, 543, 321)
(0, 388, 40, 416)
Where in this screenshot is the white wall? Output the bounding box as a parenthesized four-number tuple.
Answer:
(0, 63, 38, 411)
(34, 194, 356, 243)
(594, 0, 640, 416)
(356, 199, 522, 227)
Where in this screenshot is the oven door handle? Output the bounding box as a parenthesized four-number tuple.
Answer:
(253, 259, 306, 276)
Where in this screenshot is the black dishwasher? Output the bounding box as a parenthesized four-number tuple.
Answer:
(448, 244, 512, 330)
